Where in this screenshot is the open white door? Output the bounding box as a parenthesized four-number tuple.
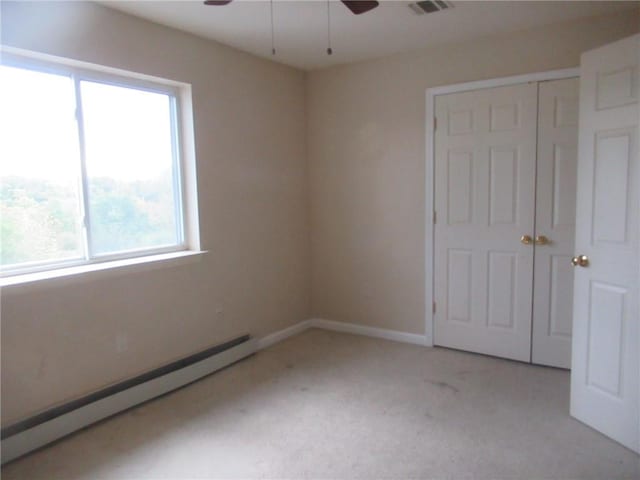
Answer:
(570, 34, 639, 453)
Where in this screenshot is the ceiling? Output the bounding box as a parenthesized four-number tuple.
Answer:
(100, 1, 639, 71)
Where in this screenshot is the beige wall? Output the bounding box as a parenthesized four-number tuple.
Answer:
(0, 1, 310, 425)
(307, 11, 640, 334)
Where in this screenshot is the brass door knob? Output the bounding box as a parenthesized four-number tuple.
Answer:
(520, 235, 533, 245)
(571, 255, 589, 267)
(535, 235, 550, 245)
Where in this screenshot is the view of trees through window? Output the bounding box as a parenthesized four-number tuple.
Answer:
(0, 63, 183, 273)
(1, 176, 83, 266)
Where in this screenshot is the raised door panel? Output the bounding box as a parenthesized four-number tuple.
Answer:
(586, 281, 626, 397)
(592, 129, 633, 245)
(548, 255, 574, 338)
(551, 144, 577, 229)
(487, 252, 517, 329)
(489, 147, 519, 225)
(596, 66, 638, 110)
(447, 250, 472, 323)
(447, 151, 474, 225)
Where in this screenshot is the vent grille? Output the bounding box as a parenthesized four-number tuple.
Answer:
(409, 1, 453, 15)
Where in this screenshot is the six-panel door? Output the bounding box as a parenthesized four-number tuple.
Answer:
(434, 83, 538, 362)
(570, 34, 639, 453)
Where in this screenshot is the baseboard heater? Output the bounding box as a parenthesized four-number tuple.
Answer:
(1, 334, 257, 465)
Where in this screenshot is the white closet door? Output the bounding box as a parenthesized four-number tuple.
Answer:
(570, 34, 639, 453)
(434, 83, 537, 362)
(531, 78, 579, 369)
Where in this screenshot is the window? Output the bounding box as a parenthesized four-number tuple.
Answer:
(0, 53, 197, 277)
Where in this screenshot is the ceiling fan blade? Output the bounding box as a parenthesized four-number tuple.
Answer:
(204, 0, 233, 5)
(341, 1, 379, 15)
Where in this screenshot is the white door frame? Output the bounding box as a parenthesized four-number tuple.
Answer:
(424, 68, 579, 347)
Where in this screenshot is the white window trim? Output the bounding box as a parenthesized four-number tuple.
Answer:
(0, 46, 202, 283)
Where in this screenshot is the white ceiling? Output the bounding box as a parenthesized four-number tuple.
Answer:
(100, 1, 639, 71)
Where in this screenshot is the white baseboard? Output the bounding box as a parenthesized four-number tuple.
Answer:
(257, 318, 428, 349)
(256, 319, 314, 350)
(1, 338, 257, 465)
(311, 318, 429, 346)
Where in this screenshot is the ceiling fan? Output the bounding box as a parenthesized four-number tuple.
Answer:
(203, 0, 380, 56)
(203, 1, 380, 16)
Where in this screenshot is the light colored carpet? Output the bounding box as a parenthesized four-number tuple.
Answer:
(2, 328, 639, 479)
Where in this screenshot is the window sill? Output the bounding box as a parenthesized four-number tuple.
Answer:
(0, 250, 207, 289)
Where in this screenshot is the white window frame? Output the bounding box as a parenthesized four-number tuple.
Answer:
(0, 47, 202, 281)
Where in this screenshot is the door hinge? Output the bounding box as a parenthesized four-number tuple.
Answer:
(433, 211, 437, 224)
(434, 117, 437, 131)
(432, 301, 436, 314)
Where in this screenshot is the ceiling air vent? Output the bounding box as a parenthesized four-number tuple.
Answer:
(409, 1, 453, 15)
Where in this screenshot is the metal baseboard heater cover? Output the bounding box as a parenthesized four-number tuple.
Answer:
(1, 334, 257, 465)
